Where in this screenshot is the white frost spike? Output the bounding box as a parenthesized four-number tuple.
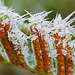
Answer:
(72, 56, 75, 65)
(67, 17, 75, 25)
(70, 25, 75, 35)
(69, 40, 75, 48)
(62, 49, 67, 56)
(72, 49, 75, 56)
(31, 35, 38, 42)
(54, 14, 62, 24)
(0, 0, 4, 6)
(64, 11, 75, 22)
(39, 11, 53, 19)
(52, 12, 75, 29)
(24, 10, 52, 25)
(49, 49, 58, 59)
(24, 9, 32, 17)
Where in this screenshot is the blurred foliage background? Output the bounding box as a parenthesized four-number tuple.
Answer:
(0, 0, 75, 75)
(4, 0, 75, 20)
